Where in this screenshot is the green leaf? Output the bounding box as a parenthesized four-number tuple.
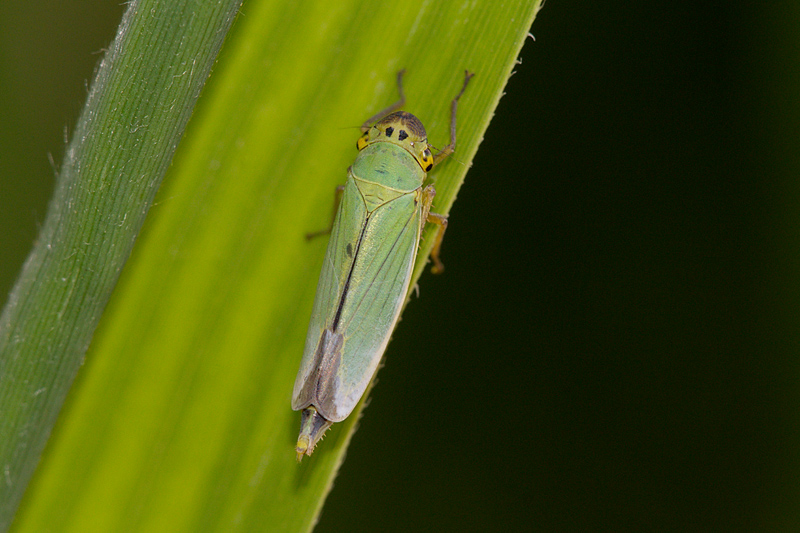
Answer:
(10, 0, 542, 531)
(0, 0, 242, 528)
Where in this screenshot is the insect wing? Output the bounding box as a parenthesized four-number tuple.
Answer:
(330, 188, 421, 419)
(292, 179, 422, 422)
(293, 177, 366, 414)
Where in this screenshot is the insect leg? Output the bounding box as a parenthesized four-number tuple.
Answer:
(306, 185, 345, 240)
(420, 185, 449, 274)
(360, 69, 407, 132)
(433, 71, 475, 166)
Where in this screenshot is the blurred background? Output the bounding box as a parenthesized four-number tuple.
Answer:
(1, 1, 797, 531)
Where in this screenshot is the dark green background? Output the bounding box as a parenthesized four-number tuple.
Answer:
(1, 2, 797, 531)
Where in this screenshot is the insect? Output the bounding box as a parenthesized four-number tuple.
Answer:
(292, 70, 473, 460)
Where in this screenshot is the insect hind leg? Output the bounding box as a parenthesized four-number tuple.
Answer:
(306, 185, 345, 240)
(420, 185, 449, 274)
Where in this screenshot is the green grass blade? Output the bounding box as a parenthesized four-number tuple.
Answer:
(0, 0, 242, 528)
(12, 1, 542, 531)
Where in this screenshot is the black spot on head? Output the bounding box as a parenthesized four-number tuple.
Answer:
(398, 130, 408, 141)
(346, 243, 353, 258)
(425, 163, 433, 172)
(385, 126, 394, 138)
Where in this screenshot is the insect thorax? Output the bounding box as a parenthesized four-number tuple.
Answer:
(351, 142, 426, 194)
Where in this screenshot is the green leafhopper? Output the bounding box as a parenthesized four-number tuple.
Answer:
(292, 70, 473, 460)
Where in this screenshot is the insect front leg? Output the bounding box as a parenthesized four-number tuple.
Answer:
(306, 184, 345, 240)
(420, 185, 449, 274)
(359, 69, 407, 132)
(433, 70, 475, 167)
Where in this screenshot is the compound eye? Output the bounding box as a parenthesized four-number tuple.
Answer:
(420, 148, 434, 171)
